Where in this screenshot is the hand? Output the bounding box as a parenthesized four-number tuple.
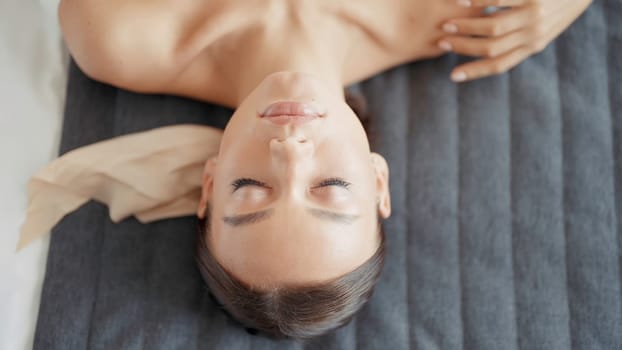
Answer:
(438, 0, 592, 82)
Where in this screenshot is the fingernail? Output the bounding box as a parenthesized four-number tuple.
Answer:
(442, 23, 458, 33)
(451, 71, 467, 82)
(438, 41, 452, 51)
(457, 0, 471, 7)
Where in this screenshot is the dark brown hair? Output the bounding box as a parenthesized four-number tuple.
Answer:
(195, 211, 385, 339)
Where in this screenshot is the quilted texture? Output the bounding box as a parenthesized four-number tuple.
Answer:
(35, 1, 621, 349)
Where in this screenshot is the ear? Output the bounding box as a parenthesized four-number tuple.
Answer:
(370, 153, 391, 219)
(197, 157, 218, 218)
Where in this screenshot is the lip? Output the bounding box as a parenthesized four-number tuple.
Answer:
(260, 101, 325, 125)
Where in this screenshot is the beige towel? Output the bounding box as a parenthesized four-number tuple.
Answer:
(18, 124, 222, 250)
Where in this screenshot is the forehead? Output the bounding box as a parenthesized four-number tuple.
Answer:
(209, 205, 379, 287)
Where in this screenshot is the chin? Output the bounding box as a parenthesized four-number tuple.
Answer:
(255, 71, 328, 104)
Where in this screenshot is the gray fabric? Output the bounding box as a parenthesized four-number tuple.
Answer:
(34, 1, 621, 349)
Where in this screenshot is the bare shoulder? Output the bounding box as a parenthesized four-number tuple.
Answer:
(58, 0, 231, 99)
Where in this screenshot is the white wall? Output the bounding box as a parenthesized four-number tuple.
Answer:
(0, 1, 67, 349)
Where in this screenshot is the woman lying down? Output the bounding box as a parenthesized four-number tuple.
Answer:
(23, 0, 590, 339)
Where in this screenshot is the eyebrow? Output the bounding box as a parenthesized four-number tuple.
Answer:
(307, 208, 359, 224)
(223, 209, 274, 227)
(222, 208, 359, 227)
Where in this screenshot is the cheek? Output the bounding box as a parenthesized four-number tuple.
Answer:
(316, 134, 370, 171)
(324, 105, 369, 146)
(220, 89, 264, 148)
(219, 118, 251, 151)
(219, 123, 267, 166)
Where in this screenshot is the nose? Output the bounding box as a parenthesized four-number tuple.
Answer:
(269, 137, 314, 190)
(270, 137, 314, 162)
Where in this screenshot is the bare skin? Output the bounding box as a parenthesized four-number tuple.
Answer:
(440, 0, 593, 81)
(59, 0, 483, 106)
(58, 0, 479, 286)
(59, 0, 591, 103)
(58, 0, 591, 287)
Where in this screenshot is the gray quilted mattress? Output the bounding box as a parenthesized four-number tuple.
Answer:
(34, 1, 622, 349)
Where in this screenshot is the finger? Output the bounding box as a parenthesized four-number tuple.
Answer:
(534, 0, 592, 43)
(438, 29, 527, 58)
(521, 0, 586, 56)
(450, 10, 565, 83)
(450, 46, 531, 82)
(457, 0, 529, 7)
(442, 6, 533, 37)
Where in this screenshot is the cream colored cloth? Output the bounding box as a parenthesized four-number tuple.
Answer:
(18, 124, 222, 250)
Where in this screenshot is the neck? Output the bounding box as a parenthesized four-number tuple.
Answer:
(227, 9, 351, 105)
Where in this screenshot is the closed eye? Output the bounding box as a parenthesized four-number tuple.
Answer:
(313, 177, 351, 189)
(230, 177, 351, 193)
(231, 178, 269, 192)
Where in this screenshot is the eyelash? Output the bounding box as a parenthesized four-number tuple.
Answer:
(230, 177, 351, 192)
(231, 178, 268, 191)
(314, 177, 351, 189)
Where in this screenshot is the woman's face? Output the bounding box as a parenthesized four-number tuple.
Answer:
(198, 72, 391, 288)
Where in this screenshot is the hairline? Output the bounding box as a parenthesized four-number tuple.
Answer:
(195, 204, 385, 338)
